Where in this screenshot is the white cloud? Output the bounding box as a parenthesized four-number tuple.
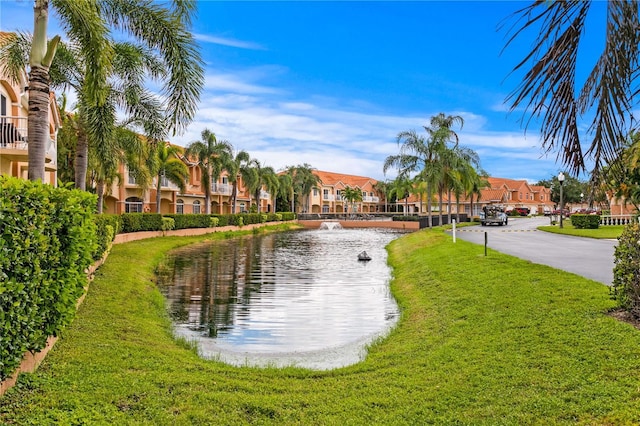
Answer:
(193, 33, 266, 50)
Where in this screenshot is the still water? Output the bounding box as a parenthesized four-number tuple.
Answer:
(157, 226, 407, 370)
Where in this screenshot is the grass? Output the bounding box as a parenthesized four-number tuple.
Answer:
(2, 224, 640, 424)
(538, 222, 624, 239)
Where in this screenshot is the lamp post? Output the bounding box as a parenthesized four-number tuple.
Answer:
(580, 192, 584, 211)
(558, 172, 565, 228)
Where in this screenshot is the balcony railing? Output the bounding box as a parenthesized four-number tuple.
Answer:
(260, 190, 270, 200)
(0, 116, 27, 149)
(323, 194, 336, 201)
(363, 196, 380, 203)
(211, 182, 232, 195)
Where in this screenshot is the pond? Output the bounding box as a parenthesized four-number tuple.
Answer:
(157, 225, 407, 370)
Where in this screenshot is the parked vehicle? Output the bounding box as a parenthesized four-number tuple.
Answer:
(514, 207, 530, 216)
(480, 205, 508, 226)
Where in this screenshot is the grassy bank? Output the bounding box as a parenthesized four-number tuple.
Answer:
(2, 226, 640, 424)
(538, 223, 624, 239)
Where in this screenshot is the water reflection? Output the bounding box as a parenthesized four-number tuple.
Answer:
(157, 227, 406, 369)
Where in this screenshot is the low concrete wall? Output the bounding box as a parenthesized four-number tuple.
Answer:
(299, 220, 420, 230)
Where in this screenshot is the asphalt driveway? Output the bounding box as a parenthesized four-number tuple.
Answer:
(451, 216, 617, 286)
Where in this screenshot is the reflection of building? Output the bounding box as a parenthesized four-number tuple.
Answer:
(305, 170, 381, 214)
(0, 63, 61, 185)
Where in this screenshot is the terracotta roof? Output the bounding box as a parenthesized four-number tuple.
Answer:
(313, 170, 377, 189)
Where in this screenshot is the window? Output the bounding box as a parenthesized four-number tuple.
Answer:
(313, 188, 318, 196)
(193, 200, 201, 214)
(0, 94, 6, 117)
(222, 176, 228, 184)
(323, 189, 329, 199)
(176, 199, 184, 214)
(362, 191, 366, 198)
(128, 171, 137, 185)
(322, 205, 329, 213)
(160, 173, 169, 187)
(240, 202, 246, 212)
(125, 197, 143, 213)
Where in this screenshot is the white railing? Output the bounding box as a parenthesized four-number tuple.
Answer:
(211, 182, 232, 195)
(1, 116, 28, 149)
(363, 196, 379, 203)
(324, 194, 336, 201)
(600, 215, 637, 226)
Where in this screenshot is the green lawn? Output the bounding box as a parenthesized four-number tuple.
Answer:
(2, 225, 640, 424)
(538, 222, 624, 239)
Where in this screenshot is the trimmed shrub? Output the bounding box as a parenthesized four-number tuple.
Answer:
(120, 213, 163, 233)
(161, 217, 175, 231)
(570, 214, 600, 229)
(612, 223, 640, 318)
(392, 215, 420, 221)
(0, 176, 97, 380)
(280, 212, 296, 221)
(164, 214, 211, 230)
(93, 214, 120, 260)
(209, 217, 219, 228)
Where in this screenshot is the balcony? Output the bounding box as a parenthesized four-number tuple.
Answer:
(363, 196, 379, 203)
(260, 190, 270, 200)
(211, 182, 232, 195)
(1, 116, 27, 149)
(1, 116, 56, 166)
(323, 194, 336, 201)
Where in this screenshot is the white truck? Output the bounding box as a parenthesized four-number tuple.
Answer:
(480, 205, 508, 226)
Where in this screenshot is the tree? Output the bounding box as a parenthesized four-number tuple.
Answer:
(150, 142, 189, 213)
(535, 174, 588, 206)
(388, 176, 414, 214)
(504, 1, 640, 182)
(225, 148, 252, 214)
(384, 113, 465, 227)
(284, 164, 322, 213)
(185, 130, 232, 214)
(0, 0, 203, 183)
(342, 185, 363, 215)
(275, 173, 293, 213)
(372, 180, 390, 213)
(245, 160, 278, 213)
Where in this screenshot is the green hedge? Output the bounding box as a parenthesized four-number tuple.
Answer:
(120, 213, 163, 233)
(570, 214, 600, 229)
(612, 223, 640, 318)
(163, 214, 212, 230)
(0, 176, 97, 380)
(92, 214, 121, 260)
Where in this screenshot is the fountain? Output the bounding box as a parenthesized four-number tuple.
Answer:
(319, 222, 343, 230)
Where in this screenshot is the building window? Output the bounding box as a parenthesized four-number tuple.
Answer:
(0, 94, 6, 117)
(160, 173, 169, 187)
(240, 202, 246, 212)
(193, 200, 201, 214)
(222, 176, 228, 184)
(313, 188, 318, 196)
(323, 189, 329, 199)
(176, 199, 184, 214)
(125, 197, 143, 213)
(322, 205, 329, 213)
(128, 171, 137, 185)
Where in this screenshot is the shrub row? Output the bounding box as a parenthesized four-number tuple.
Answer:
(0, 177, 97, 381)
(613, 223, 640, 318)
(570, 214, 600, 229)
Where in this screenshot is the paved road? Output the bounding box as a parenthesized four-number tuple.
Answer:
(451, 216, 617, 286)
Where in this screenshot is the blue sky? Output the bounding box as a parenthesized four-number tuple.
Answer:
(0, 1, 604, 183)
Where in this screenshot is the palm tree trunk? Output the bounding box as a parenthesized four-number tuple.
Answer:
(438, 188, 444, 226)
(156, 178, 162, 213)
(96, 178, 105, 213)
(447, 188, 452, 224)
(231, 183, 238, 214)
(470, 194, 474, 219)
(455, 195, 460, 222)
(27, 65, 50, 182)
(427, 182, 433, 228)
(73, 129, 89, 190)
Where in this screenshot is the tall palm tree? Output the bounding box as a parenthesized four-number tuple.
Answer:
(276, 172, 293, 213)
(284, 164, 322, 213)
(372, 180, 390, 213)
(150, 142, 189, 213)
(384, 113, 464, 227)
(185, 130, 233, 214)
(504, 1, 640, 181)
(225, 148, 252, 214)
(245, 160, 278, 213)
(0, 0, 203, 182)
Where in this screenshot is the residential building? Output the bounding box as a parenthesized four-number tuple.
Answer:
(304, 170, 380, 214)
(0, 64, 61, 185)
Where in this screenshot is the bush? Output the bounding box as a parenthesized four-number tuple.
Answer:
(161, 217, 175, 231)
(93, 214, 121, 260)
(570, 214, 600, 229)
(164, 214, 211, 230)
(120, 213, 163, 233)
(612, 223, 640, 318)
(392, 215, 420, 221)
(209, 217, 219, 228)
(0, 176, 97, 380)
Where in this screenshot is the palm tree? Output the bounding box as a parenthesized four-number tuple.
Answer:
(245, 160, 278, 213)
(504, 1, 640, 181)
(342, 185, 363, 215)
(372, 180, 390, 213)
(285, 164, 322, 213)
(388, 175, 414, 215)
(225, 149, 252, 214)
(185, 130, 233, 214)
(276, 172, 293, 213)
(150, 142, 189, 213)
(384, 113, 464, 227)
(0, 0, 203, 182)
